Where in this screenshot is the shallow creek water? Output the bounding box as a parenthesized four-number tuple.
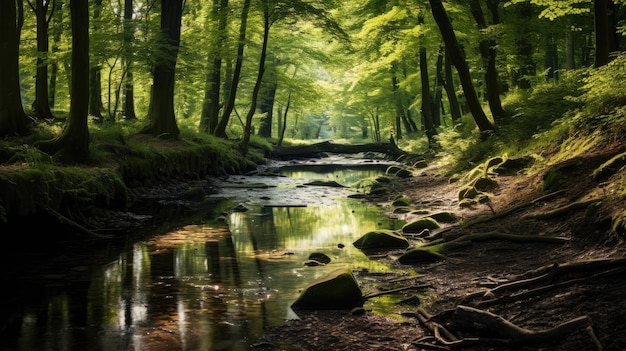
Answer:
(2, 155, 410, 350)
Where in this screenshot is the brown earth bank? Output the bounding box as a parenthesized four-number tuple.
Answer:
(259, 142, 626, 351)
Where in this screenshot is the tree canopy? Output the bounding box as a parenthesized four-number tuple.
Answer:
(1, 0, 625, 157)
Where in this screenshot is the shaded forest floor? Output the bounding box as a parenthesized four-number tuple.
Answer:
(261, 141, 626, 351)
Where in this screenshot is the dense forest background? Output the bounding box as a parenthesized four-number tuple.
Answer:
(1, 0, 625, 162)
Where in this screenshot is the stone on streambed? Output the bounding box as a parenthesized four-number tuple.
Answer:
(291, 268, 363, 310)
(397, 245, 446, 264)
(353, 230, 410, 250)
(401, 217, 440, 233)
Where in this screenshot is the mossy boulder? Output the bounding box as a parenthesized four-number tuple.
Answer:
(291, 268, 363, 310)
(397, 246, 446, 264)
(392, 196, 411, 207)
(353, 230, 410, 250)
(458, 185, 479, 200)
(385, 165, 412, 178)
(472, 176, 498, 192)
(401, 217, 440, 233)
(428, 211, 459, 223)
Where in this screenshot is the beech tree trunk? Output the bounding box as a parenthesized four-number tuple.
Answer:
(214, 0, 251, 138)
(200, 0, 229, 133)
(122, 0, 136, 120)
(142, 0, 183, 138)
(443, 47, 462, 125)
(89, 0, 104, 119)
(594, 0, 611, 67)
(36, 0, 90, 162)
(240, 6, 270, 154)
(0, 0, 31, 136)
(429, 0, 494, 132)
(469, 0, 506, 121)
(31, 0, 54, 120)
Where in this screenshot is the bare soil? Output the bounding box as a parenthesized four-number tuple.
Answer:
(261, 144, 626, 351)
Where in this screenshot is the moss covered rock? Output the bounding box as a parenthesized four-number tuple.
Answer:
(401, 217, 440, 233)
(428, 211, 459, 223)
(291, 268, 363, 310)
(397, 246, 446, 264)
(353, 230, 410, 250)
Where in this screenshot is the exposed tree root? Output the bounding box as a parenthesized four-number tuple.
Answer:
(424, 231, 569, 250)
(362, 284, 431, 300)
(520, 198, 602, 221)
(453, 305, 590, 345)
(40, 206, 113, 238)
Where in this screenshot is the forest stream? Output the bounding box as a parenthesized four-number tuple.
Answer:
(0, 154, 411, 351)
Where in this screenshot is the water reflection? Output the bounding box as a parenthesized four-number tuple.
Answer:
(2, 164, 407, 350)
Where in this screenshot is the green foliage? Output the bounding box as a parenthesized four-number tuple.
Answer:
(579, 53, 626, 131)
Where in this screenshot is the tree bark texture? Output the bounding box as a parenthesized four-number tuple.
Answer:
(31, 0, 55, 120)
(143, 0, 183, 137)
(122, 0, 136, 120)
(215, 0, 251, 138)
(428, 0, 494, 132)
(0, 0, 31, 136)
(469, 0, 506, 120)
(240, 7, 270, 154)
(594, 0, 611, 67)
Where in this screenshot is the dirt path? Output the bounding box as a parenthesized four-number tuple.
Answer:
(261, 152, 626, 351)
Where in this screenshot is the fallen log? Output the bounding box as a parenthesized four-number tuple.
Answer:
(453, 305, 589, 345)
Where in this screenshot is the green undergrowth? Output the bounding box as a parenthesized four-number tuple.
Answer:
(0, 120, 265, 223)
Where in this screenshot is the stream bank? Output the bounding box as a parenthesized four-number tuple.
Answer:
(261, 143, 626, 351)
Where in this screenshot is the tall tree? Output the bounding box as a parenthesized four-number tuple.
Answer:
(122, 0, 137, 120)
(418, 11, 436, 145)
(27, 0, 56, 120)
(257, 60, 277, 138)
(0, 0, 31, 136)
(468, 0, 507, 120)
(199, 0, 229, 133)
(443, 46, 462, 125)
(428, 0, 494, 133)
(240, 0, 271, 154)
(48, 0, 64, 109)
(141, 0, 183, 137)
(36, 0, 90, 161)
(89, 0, 104, 120)
(594, 0, 611, 67)
(511, 1, 536, 89)
(214, 0, 251, 138)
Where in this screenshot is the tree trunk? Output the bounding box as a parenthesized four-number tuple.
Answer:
(31, 0, 55, 120)
(420, 41, 436, 144)
(429, 0, 494, 132)
(200, 0, 228, 133)
(141, 0, 183, 138)
(443, 46, 462, 125)
(512, 2, 535, 89)
(469, 0, 506, 120)
(544, 33, 559, 80)
(594, 0, 611, 67)
(278, 91, 291, 146)
(214, 0, 251, 138)
(36, 0, 90, 161)
(419, 45, 435, 140)
(565, 30, 575, 70)
(48, 0, 63, 109)
(0, 0, 31, 136)
(240, 7, 270, 154)
(431, 47, 444, 127)
(122, 0, 136, 120)
(257, 75, 277, 138)
(89, 0, 104, 120)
